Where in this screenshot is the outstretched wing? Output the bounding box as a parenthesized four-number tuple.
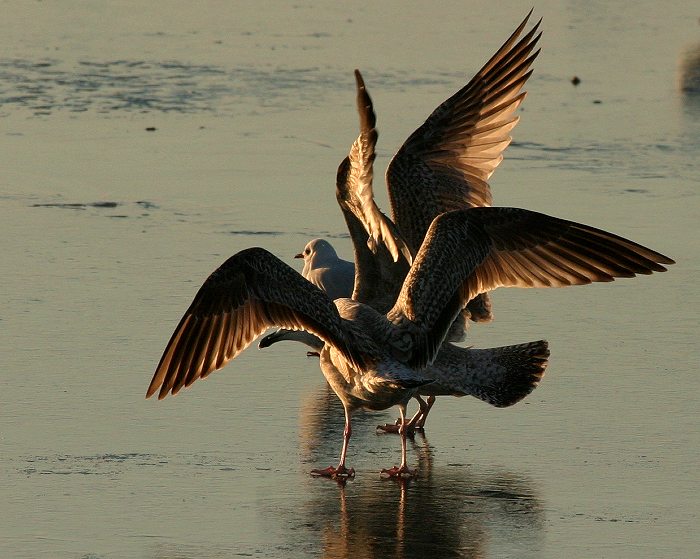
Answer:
(336, 70, 412, 266)
(386, 11, 542, 252)
(147, 247, 364, 400)
(387, 207, 674, 368)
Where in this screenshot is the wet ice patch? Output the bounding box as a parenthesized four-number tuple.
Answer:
(0, 58, 471, 118)
(20, 452, 167, 476)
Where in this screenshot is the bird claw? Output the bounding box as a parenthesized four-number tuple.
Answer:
(310, 465, 355, 479)
(380, 465, 416, 479)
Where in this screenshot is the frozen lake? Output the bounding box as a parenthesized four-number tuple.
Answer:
(1, 1, 698, 557)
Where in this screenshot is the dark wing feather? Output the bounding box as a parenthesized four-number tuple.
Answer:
(387, 207, 674, 368)
(386, 12, 542, 253)
(147, 247, 365, 400)
(335, 70, 412, 266)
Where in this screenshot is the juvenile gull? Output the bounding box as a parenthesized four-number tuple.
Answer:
(259, 240, 545, 433)
(347, 12, 547, 333)
(147, 206, 673, 478)
(266, 11, 543, 339)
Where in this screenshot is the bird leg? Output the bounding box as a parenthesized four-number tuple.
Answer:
(376, 395, 434, 435)
(311, 407, 355, 479)
(412, 395, 435, 430)
(381, 404, 416, 478)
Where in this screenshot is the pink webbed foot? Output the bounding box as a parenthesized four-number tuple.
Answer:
(376, 420, 421, 436)
(380, 465, 416, 479)
(310, 465, 355, 479)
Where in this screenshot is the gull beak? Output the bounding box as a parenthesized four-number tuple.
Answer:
(294, 252, 304, 259)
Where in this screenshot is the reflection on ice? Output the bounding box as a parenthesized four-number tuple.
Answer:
(296, 384, 544, 558)
(0, 58, 462, 117)
(302, 455, 544, 559)
(297, 382, 390, 467)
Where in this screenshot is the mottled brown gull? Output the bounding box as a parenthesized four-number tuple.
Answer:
(260, 237, 550, 436)
(259, 239, 548, 433)
(147, 206, 673, 478)
(346, 11, 545, 333)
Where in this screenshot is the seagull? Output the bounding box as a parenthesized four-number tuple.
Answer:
(259, 240, 545, 434)
(261, 238, 549, 436)
(296, 239, 355, 299)
(260, 12, 543, 429)
(258, 239, 355, 351)
(147, 206, 673, 478)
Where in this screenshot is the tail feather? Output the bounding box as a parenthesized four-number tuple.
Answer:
(426, 340, 549, 407)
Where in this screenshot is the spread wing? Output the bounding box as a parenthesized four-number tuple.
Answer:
(335, 69, 412, 267)
(387, 207, 674, 368)
(147, 247, 365, 400)
(386, 11, 542, 252)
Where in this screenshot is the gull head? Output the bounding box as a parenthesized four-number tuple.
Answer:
(295, 238, 339, 270)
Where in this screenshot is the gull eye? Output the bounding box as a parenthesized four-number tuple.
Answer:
(305, 248, 310, 255)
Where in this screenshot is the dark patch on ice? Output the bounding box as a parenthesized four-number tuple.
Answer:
(136, 200, 158, 209)
(32, 201, 119, 209)
(0, 57, 481, 117)
(228, 230, 284, 236)
(31, 200, 161, 217)
(20, 452, 167, 476)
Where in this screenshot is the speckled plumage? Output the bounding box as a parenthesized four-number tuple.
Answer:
(418, 341, 549, 408)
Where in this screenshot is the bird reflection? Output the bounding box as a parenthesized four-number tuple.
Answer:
(302, 445, 544, 559)
(299, 391, 545, 558)
(297, 381, 391, 467)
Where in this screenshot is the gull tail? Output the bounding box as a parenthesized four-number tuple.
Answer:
(433, 340, 549, 407)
